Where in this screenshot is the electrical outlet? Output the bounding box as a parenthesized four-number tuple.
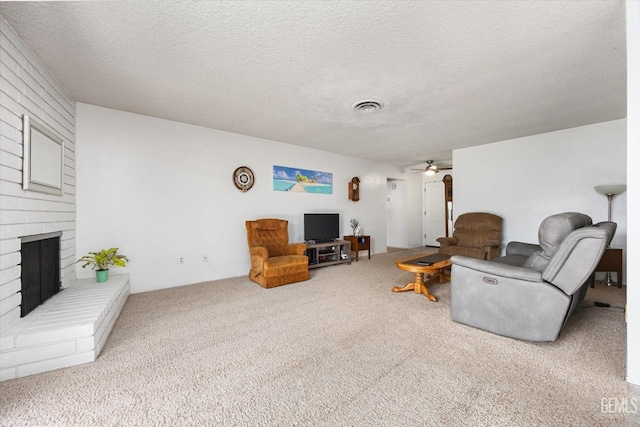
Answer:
(179, 257, 184, 264)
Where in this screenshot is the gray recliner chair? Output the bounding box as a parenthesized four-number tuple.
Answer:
(450, 212, 616, 342)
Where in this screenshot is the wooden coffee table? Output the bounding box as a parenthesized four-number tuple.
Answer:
(393, 253, 452, 302)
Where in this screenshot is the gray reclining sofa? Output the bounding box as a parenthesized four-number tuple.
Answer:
(450, 212, 616, 341)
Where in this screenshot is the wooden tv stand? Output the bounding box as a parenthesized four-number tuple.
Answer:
(306, 240, 351, 269)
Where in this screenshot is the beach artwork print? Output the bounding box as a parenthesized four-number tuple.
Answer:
(273, 165, 333, 194)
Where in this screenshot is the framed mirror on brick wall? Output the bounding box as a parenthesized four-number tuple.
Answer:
(22, 114, 65, 196)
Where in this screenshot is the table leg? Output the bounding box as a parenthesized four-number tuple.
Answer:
(617, 268, 623, 288)
(436, 269, 451, 283)
(418, 272, 437, 302)
(392, 272, 437, 302)
(393, 282, 416, 292)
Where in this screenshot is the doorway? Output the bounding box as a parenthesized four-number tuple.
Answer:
(423, 174, 453, 247)
(387, 179, 408, 249)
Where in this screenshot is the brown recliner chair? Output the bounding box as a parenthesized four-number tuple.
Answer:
(437, 212, 502, 260)
(245, 219, 310, 288)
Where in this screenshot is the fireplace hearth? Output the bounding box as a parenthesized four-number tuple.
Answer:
(20, 232, 61, 317)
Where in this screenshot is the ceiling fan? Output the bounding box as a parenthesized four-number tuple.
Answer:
(410, 160, 452, 175)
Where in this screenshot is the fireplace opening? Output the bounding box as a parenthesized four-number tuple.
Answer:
(20, 232, 61, 317)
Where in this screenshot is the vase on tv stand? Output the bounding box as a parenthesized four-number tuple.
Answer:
(350, 218, 359, 236)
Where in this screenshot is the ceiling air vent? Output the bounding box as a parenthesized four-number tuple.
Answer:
(353, 99, 384, 113)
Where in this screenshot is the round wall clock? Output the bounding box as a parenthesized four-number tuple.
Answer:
(233, 166, 255, 192)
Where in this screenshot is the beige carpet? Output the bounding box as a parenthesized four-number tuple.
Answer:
(0, 249, 632, 426)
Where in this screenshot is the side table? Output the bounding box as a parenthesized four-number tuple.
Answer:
(344, 235, 370, 261)
(594, 248, 623, 288)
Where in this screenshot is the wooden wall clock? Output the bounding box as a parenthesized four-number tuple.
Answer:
(348, 177, 360, 201)
(233, 166, 254, 192)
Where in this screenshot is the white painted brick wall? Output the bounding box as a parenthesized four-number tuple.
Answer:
(0, 16, 77, 332)
(0, 274, 130, 381)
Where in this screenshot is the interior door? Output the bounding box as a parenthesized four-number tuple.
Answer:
(387, 179, 408, 248)
(423, 181, 446, 246)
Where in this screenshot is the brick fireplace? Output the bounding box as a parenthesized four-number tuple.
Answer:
(2, 222, 129, 382)
(0, 274, 130, 381)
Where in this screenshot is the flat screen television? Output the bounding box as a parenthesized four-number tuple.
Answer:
(304, 213, 339, 243)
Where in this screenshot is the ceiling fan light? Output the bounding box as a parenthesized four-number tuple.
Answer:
(425, 169, 436, 176)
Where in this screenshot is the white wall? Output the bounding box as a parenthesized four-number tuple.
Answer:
(626, 0, 639, 386)
(76, 104, 406, 293)
(0, 17, 76, 329)
(453, 120, 627, 269)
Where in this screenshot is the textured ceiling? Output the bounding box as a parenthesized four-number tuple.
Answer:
(0, 1, 627, 168)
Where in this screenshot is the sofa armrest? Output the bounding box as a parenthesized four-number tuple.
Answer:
(248, 246, 268, 277)
(249, 246, 269, 259)
(505, 241, 541, 257)
(451, 255, 543, 282)
(483, 239, 502, 247)
(436, 237, 457, 247)
(286, 243, 307, 256)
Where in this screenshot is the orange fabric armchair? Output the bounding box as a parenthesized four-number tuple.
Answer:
(245, 219, 310, 288)
(437, 212, 502, 260)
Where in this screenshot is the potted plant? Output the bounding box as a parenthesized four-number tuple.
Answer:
(350, 218, 361, 236)
(77, 248, 129, 283)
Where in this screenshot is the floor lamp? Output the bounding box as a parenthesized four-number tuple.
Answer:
(594, 184, 626, 286)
